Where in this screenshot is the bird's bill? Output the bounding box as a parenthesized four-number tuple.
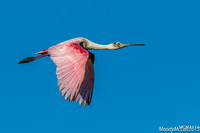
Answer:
(123, 44, 146, 46)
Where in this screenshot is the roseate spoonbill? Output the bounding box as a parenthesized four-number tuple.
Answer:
(19, 37, 145, 107)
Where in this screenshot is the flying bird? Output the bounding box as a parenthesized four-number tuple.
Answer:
(19, 37, 145, 107)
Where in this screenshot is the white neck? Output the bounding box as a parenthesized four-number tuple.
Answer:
(77, 37, 117, 50)
(86, 41, 115, 50)
(89, 43, 114, 50)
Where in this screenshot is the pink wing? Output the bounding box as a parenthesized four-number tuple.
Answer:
(47, 40, 95, 107)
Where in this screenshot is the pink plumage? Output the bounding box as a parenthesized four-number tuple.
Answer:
(19, 37, 145, 107)
(47, 39, 94, 107)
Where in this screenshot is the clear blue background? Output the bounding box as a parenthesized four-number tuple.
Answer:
(0, 0, 200, 132)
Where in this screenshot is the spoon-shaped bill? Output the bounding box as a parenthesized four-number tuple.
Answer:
(128, 44, 146, 46)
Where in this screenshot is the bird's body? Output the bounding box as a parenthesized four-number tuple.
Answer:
(19, 37, 145, 107)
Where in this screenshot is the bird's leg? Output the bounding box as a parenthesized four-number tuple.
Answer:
(19, 54, 48, 64)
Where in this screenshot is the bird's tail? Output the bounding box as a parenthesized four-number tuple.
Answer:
(19, 54, 48, 64)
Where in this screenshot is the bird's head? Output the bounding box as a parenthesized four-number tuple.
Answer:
(110, 42, 146, 50)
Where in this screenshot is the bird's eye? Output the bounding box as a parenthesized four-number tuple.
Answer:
(114, 42, 120, 47)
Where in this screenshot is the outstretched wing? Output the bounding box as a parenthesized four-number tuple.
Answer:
(76, 52, 94, 106)
(48, 40, 95, 106)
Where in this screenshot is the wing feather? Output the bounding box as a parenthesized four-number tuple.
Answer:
(47, 39, 95, 106)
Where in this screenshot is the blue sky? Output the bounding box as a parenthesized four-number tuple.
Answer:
(0, 0, 200, 132)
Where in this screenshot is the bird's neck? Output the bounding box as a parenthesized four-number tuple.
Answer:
(87, 42, 114, 50)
